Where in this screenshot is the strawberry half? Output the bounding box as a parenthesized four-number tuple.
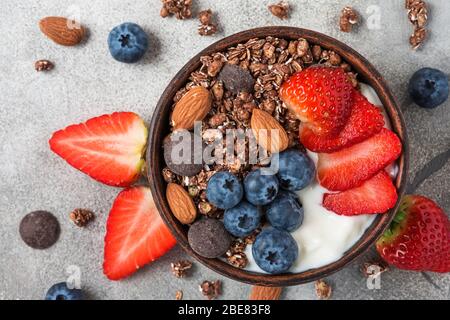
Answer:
(49, 112, 148, 187)
(103, 186, 176, 280)
(376, 195, 450, 273)
(300, 89, 385, 153)
(279, 66, 353, 136)
(323, 171, 398, 215)
(317, 128, 402, 191)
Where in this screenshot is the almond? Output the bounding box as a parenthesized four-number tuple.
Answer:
(171, 86, 212, 130)
(166, 183, 197, 224)
(251, 109, 289, 153)
(249, 286, 283, 300)
(39, 17, 85, 46)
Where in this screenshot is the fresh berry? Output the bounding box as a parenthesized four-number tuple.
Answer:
(317, 128, 402, 191)
(300, 90, 385, 153)
(108, 23, 149, 63)
(103, 186, 176, 280)
(45, 282, 83, 300)
(376, 195, 450, 273)
(323, 171, 397, 215)
(224, 201, 261, 237)
(188, 218, 232, 258)
(276, 149, 315, 191)
(265, 191, 304, 232)
(49, 112, 148, 187)
(206, 172, 243, 209)
(252, 227, 298, 274)
(408, 67, 449, 109)
(244, 169, 279, 206)
(279, 66, 353, 136)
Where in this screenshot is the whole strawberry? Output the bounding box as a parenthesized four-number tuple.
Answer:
(376, 195, 450, 273)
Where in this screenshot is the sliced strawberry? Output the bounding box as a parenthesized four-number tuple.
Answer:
(49, 112, 148, 187)
(103, 186, 176, 280)
(317, 128, 402, 191)
(376, 195, 450, 273)
(300, 90, 385, 153)
(323, 171, 398, 215)
(279, 66, 353, 136)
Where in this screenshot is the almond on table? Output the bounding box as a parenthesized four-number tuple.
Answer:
(39, 16, 85, 46)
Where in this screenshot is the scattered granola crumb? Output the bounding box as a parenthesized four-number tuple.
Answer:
(160, 0, 192, 20)
(175, 290, 183, 300)
(69, 208, 94, 227)
(268, 1, 290, 20)
(225, 239, 248, 268)
(406, 0, 428, 49)
(200, 280, 221, 300)
(339, 6, 359, 33)
(361, 260, 389, 277)
(171, 260, 193, 278)
(198, 9, 218, 36)
(35, 60, 54, 72)
(315, 279, 332, 300)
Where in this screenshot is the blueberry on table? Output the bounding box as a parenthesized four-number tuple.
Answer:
(408, 67, 449, 109)
(45, 282, 83, 300)
(244, 169, 279, 206)
(265, 191, 304, 232)
(252, 227, 298, 274)
(276, 149, 315, 191)
(224, 201, 261, 237)
(206, 172, 243, 209)
(108, 23, 149, 63)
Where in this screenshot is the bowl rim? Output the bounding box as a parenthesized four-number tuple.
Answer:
(147, 27, 410, 287)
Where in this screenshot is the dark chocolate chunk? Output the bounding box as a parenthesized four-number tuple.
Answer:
(164, 131, 204, 177)
(19, 211, 60, 249)
(188, 218, 232, 258)
(218, 64, 255, 94)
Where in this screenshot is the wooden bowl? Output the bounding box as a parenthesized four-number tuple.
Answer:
(147, 27, 409, 287)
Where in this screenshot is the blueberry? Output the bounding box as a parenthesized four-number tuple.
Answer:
(276, 149, 315, 191)
(265, 191, 304, 232)
(408, 67, 449, 109)
(45, 282, 83, 300)
(252, 227, 298, 274)
(244, 169, 279, 206)
(224, 201, 261, 237)
(206, 172, 243, 209)
(108, 23, 148, 63)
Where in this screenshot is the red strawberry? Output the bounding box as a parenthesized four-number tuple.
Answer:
(376, 195, 450, 273)
(279, 66, 353, 136)
(317, 128, 402, 191)
(323, 171, 398, 215)
(49, 112, 148, 187)
(300, 89, 385, 153)
(103, 186, 176, 280)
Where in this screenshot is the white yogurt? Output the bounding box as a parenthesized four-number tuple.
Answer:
(244, 83, 396, 274)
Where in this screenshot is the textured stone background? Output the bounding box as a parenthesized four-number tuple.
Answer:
(0, 0, 449, 300)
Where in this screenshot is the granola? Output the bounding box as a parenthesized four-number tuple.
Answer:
(160, 0, 192, 20)
(171, 260, 193, 278)
(406, 0, 428, 49)
(198, 9, 218, 36)
(315, 279, 332, 300)
(268, 1, 290, 20)
(199, 280, 222, 300)
(163, 36, 359, 269)
(69, 208, 94, 227)
(339, 6, 359, 33)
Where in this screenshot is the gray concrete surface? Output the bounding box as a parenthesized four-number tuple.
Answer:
(0, 0, 449, 300)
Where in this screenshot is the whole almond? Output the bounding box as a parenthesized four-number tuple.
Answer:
(249, 286, 283, 300)
(251, 109, 289, 153)
(171, 86, 212, 130)
(166, 183, 197, 224)
(39, 17, 85, 46)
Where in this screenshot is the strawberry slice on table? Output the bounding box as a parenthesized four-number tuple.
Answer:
(323, 171, 398, 216)
(49, 112, 148, 187)
(300, 89, 385, 153)
(376, 195, 450, 273)
(317, 128, 402, 191)
(103, 186, 176, 280)
(279, 66, 353, 136)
